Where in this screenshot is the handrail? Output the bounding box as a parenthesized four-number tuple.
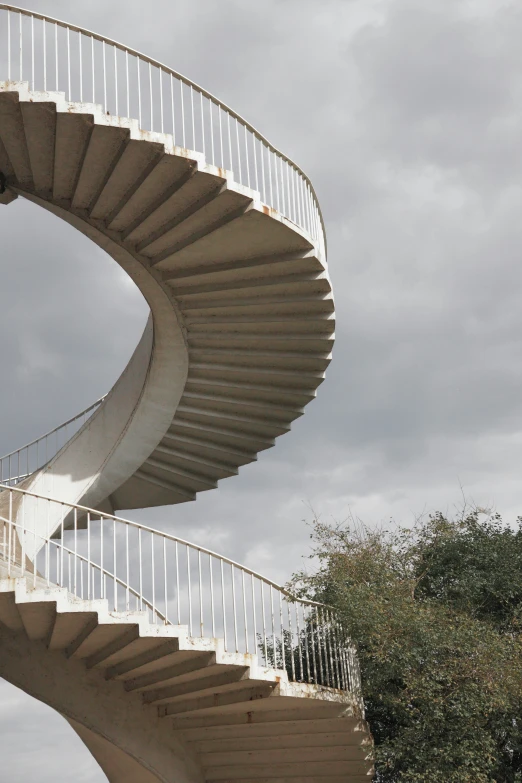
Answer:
(0, 482, 322, 603)
(0, 518, 165, 623)
(0, 484, 361, 693)
(0, 395, 107, 486)
(0, 394, 107, 460)
(0, 4, 326, 257)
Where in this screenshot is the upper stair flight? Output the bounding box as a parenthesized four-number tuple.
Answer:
(0, 7, 333, 520)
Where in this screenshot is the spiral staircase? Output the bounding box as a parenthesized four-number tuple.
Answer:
(0, 6, 373, 782)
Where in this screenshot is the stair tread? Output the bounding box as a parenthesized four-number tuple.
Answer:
(1, 82, 332, 545)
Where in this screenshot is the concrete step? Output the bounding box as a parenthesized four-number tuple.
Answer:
(2, 573, 373, 779)
(0, 82, 334, 515)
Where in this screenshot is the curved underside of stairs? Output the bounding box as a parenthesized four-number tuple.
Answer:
(0, 571, 372, 783)
(0, 78, 333, 529)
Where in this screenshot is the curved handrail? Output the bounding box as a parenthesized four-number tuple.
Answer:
(0, 483, 361, 693)
(0, 395, 107, 486)
(0, 4, 326, 257)
(1, 482, 322, 603)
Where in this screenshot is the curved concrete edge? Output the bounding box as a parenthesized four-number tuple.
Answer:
(16, 194, 189, 551)
(6, 81, 327, 264)
(67, 718, 170, 783)
(0, 623, 203, 783)
(0, 82, 333, 542)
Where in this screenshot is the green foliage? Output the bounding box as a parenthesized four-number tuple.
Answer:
(291, 510, 522, 782)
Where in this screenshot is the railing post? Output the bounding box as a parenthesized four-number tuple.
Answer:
(209, 554, 215, 638)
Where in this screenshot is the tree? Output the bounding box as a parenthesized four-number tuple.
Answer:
(291, 509, 522, 782)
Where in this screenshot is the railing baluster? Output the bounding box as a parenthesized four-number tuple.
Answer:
(7, 10, 10, 82)
(209, 554, 215, 638)
(138, 526, 143, 609)
(126, 523, 130, 610)
(297, 605, 306, 682)
(219, 105, 223, 168)
(279, 591, 284, 671)
(19, 13, 22, 82)
(187, 545, 192, 636)
(6, 493, 11, 578)
(220, 558, 227, 651)
(288, 600, 295, 681)
(79, 31, 82, 103)
(227, 112, 232, 173)
(244, 124, 250, 189)
(251, 574, 257, 657)
(60, 504, 64, 587)
(20, 493, 26, 577)
(43, 19, 46, 91)
(137, 55, 141, 128)
(291, 165, 297, 224)
(235, 118, 242, 183)
(175, 540, 180, 625)
(275, 154, 281, 213)
(190, 85, 195, 150)
(200, 90, 205, 157)
(242, 569, 248, 653)
(91, 36, 95, 104)
(253, 133, 258, 194)
(261, 580, 267, 665)
(87, 511, 91, 599)
(151, 529, 155, 622)
(180, 79, 185, 148)
(114, 45, 118, 116)
(102, 40, 106, 113)
(198, 548, 203, 637)
(113, 518, 117, 611)
(54, 22, 58, 91)
(148, 61, 153, 131)
(267, 144, 273, 206)
(74, 507, 77, 596)
(270, 585, 275, 669)
(326, 609, 335, 688)
(126, 50, 129, 118)
(31, 15, 34, 90)
(210, 98, 215, 165)
(170, 73, 175, 142)
(284, 161, 290, 222)
(232, 564, 238, 652)
(312, 606, 318, 685)
(163, 536, 168, 624)
(100, 515, 104, 599)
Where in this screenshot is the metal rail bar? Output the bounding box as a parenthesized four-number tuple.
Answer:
(0, 4, 326, 255)
(0, 395, 107, 486)
(0, 483, 360, 692)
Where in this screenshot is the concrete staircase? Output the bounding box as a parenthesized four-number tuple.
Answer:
(0, 8, 372, 781)
(0, 82, 333, 517)
(0, 573, 372, 782)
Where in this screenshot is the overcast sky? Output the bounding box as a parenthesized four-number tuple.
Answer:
(2, 0, 522, 778)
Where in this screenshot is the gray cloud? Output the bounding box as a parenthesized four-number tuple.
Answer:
(2, 0, 522, 778)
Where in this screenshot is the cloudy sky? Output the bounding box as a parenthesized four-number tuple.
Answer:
(2, 0, 522, 778)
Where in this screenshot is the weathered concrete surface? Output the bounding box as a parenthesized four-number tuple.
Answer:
(0, 575, 373, 781)
(0, 82, 335, 525)
(0, 623, 203, 783)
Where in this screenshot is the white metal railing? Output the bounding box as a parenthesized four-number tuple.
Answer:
(0, 395, 106, 487)
(0, 5, 326, 258)
(0, 484, 360, 693)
